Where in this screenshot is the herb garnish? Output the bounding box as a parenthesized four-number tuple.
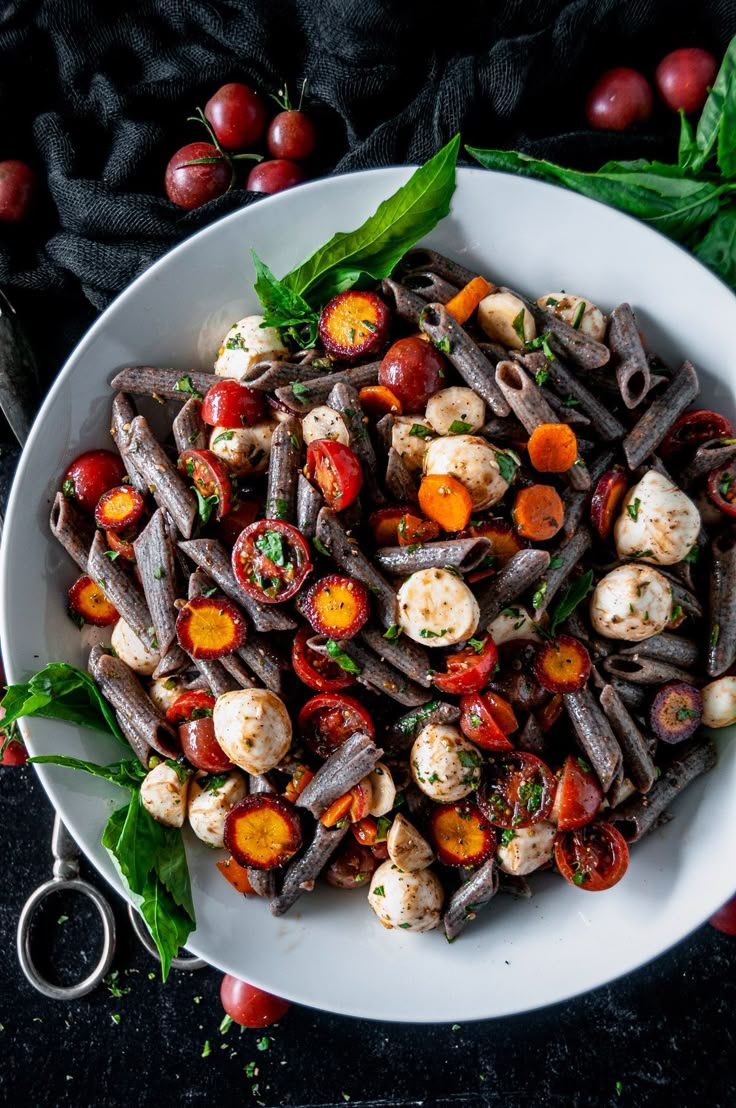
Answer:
(174, 375, 203, 401)
(325, 640, 362, 674)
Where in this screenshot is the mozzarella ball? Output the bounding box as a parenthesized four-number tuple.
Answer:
(148, 676, 187, 714)
(301, 405, 349, 446)
(213, 689, 292, 774)
(208, 421, 274, 476)
(214, 315, 288, 380)
(423, 435, 510, 510)
(536, 292, 607, 341)
(589, 564, 673, 641)
(410, 723, 482, 801)
(111, 618, 160, 675)
(496, 820, 556, 875)
(477, 291, 536, 349)
(701, 676, 736, 729)
(397, 568, 480, 646)
(368, 859, 444, 931)
(391, 415, 434, 474)
(387, 813, 435, 872)
(487, 605, 543, 644)
(425, 387, 486, 436)
(187, 770, 248, 848)
(141, 762, 190, 828)
(614, 471, 701, 566)
(368, 762, 396, 817)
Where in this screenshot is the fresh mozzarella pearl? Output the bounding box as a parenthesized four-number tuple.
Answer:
(701, 676, 736, 728)
(391, 415, 434, 473)
(368, 762, 396, 817)
(536, 292, 607, 341)
(614, 471, 701, 565)
(148, 676, 187, 714)
(213, 689, 292, 774)
(141, 763, 190, 828)
(387, 813, 435, 872)
(208, 421, 274, 476)
(214, 315, 288, 380)
(301, 405, 349, 446)
(367, 859, 444, 931)
(111, 618, 160, 675)
(496, 820, 556, 875)
(589, 564, 672, 641)
(477, 291, 536, 349)
(425, 387, 485, 435)
(410, 723, 482, 801)
(397, 568, 480, 646)
(187, 770, 248, 848)
(423, 435, 510, 511)
(487, 605, 543, 644)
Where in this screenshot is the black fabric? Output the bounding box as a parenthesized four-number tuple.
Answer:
(0, 0, 735, 384)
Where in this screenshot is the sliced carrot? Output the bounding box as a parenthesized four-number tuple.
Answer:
(534, 635, 591, 694)
(105, 528, 138, 562)
(216, 855, 256, 895)
(320, 781, 372, 827)
(318, 291, 391, 362)
(418, 473, 473, 532)
(537, 693, 563, 733)
(320, 791, 353, 828)
(94, 485, 145, 532)
(68, 575, 119, 626)
(467, 518, 527, 582)
(590, 468, 629, 541)
(512, 484, 564, 541)
(303, 574, 370, 640)
(527, 423, 578, 473)
(445, 276, 494, 325)
(175, 595, 247, 659)
(397, 512, 440, 546)
(283, 763, 316, 804)
(429, 800, 495, 867)
(369, 506, 410, 547)
(224, 795, 302, 870)
(358, 385, 403, 418)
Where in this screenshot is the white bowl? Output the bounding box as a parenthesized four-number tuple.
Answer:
(2, 167, 735, 1023)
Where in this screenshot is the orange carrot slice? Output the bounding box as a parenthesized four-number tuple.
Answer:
(216, 855, 256, 895)
(320, 781, 372, 827)
(429, 800, 495, 867)
(224, 795, 302, 870)
(534, 636, 592, 693)
(527, 423, 578, 473)
(397, 512, 440, 546)
(467, 518, 527, 582)
(303, 574, 370, 640)
(94, 485, 145, 532)
(283, 763, 316, 803)
(418, 473, 473, 532)
(369, 506, 410, 546)
(68, 575, 119, 626)
(358, 385, 403, 418)
(445, 276, 493, 325)
(175, 595, 247, 659)
(318, 291, 391, 362)
(512, 484, 564, 541)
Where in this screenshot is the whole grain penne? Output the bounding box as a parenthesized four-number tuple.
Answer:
(418, 303, 510, 416)
(133, 510, 179, 657)
(219, 653, 257, 689)
(599, 684, 657, 794)
(374, 536, 493, 576)
(603, 655, 702, 686)
(296, 473, 323, 542)
(114, 708, 153, 768)
(296, 731, 383, 818)
(544, 390, 591, 426)
(270, 821, 352, 917)
(152, 644, 189, 680)
(357, 625, 432, 689)
(400, 247, 478, 289)
(380, 278, 427, 325)
(708, 532, 736, 677)
(477, 414, 527, 445)
(563, 686, 623, 793)
(385, 448, 419, 505)
(315, 508, 397, 628)
(127, 415, 197, 539)
(265, 416, 302, 522)
(110, 366, 219, 402)
(384, 700, 461, 749)
(88, 644, 178, 759)
(110, 392, 148, 494)
(475, 547, 551, 630)
(605, 675, 649, 714)
(680, 438, 736, 488)
(49, 492, 94, 573)
(246, 358, 328, 390)
(88, 532, 156, 650)
(237, 634, 288, 695)
(172, 397, 207, 453)
(523, 351, 625, 442)
(607, 302, 651, 409)
(178, 538, 297, 633)
(403, 270, 459, 303)
(497, 873, 532, 898)
(327, 381, 386, 507)
(619, 633, 700, 669)
(623, 360, 699, 469)
(533, 527, 592, 615)
(526, 298, 611, 370)
(308, 634, 428, 706)
(274, 362, 381, 414)
(443, 858, 499, 941)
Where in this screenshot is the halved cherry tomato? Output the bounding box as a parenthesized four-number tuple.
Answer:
(178, 448, 233, 520)
(325, 840, 377, 888)
(105, 528, 138, 561)
(709, 893, 736, 935)
(429, 800, 495, 867)
(397, 512, 440, 547)
(459, 692, 515, 751)
(291, 626, 355, 691)
(554, 820, 629, 891)
(661, 409, 733, 461)
(480, 751, 557, 829)
(302, 575, 370, 639)
(351, 815, 383, 846)
(590, 468, 629, 541)
(555, 755, 602, 831)
(432, 636, 498, 695)
(481, 690, 519, 734)
(537, 693, 563, 733)
(369, 506, 410, 547)
(306, 439, 363, 511)
(216, 498, 261, 548)
(68, 575, 119, 626)
(216, 856, 256, 895)
(533, 636, 591, 694)
(94, 485, 145, 532)
(166, 690, 217, 724)
(232, 520, 312, 603)
(62, 450, 126, 514)
(707, 460, 736, 518)
(202, 380, 265, 428)
(298, 693, 374, 759)
(179, 717, 234, 773)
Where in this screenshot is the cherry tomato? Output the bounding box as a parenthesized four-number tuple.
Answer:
(555, 755, 602, 831)
(298, 693, 374, 758)
(216, 497, 262, 548)
(459, 692, 514, 751)
(220, 974, 291, 1027)
(178, 448, 233, 520)
(709, 893, 736, 935)
(707, 459, 736, 517)
(165, 142, 231, 210)
(62, 450, 126, 514)
(480, 751, 557, 829)
(585, 68, 653, 131)
(369, 506, 410, 546)
(660, 409, 733, 460)
(246, 159, 306, 194)
(555, 821, 629, 891)
(397, 513, 439, 546)
(267, 111, 316, 161)
(325, 841, 376, 889)
(433, 636, 498, 695)
(105, 528, 138, 562)
(166, 690, 217, 725)
(1, 735, 28, 765)
(232, 520, 312, 602)
(204, 82, 267, 149)
(179, 717, 233, 773)
(656, 48, 719, 114)
(306, 439, 363, 511)
(291, 627, 355, 692)
(201, 380, 265, 428)
(590, 468, 629, 541)
(0, 159, 36, 223)
(379, 336, 445, 411)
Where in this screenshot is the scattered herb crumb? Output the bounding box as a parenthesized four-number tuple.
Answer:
(256, 1036, 270, 1051)
(202, 1040, 211, 1058)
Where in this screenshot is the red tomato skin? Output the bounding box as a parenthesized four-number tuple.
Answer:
(1, 739, 28, 765)
(201, 381, 265, 428)
(232, 520, 312, 603)
(291, 627, 355, 692)
(204, 83, 266, 149)
(379, 336, 445, 411)
(459, 693, 514, 751)
(660, 409, 733, 460)
(247, 159, 306, 194)
(220, 974, 291, 1027)
(166, 691, 217, 724)
(178, 448, 233, 519)
(433, 637, 498, 695)
(585, 68, 653, 131)
(178, 718, 233, 773)
(555, 756, 603, 831)
(707, 462, 736, 517)
(164, 143, 231, 210)
(62, 450, 127, 514)
(298, 693, 374, 758)
(709, 893, 736, 935)
(655, 48, 719, 114)
(480, 751, 557, 829)
(555, 821, 629, 891)
(0, 160, 36, 223)
(306, 440, 363, 511)
(216, 498, 261, 548)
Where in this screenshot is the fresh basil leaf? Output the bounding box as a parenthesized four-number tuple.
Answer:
(677, 109, 699, 172)
(193, 487, 219, 525)
(548, 569, 594, 636)
(0, 662, 125, 744)
(30, 754, 146, 790)
(152, 821, 196, 922)
(138, 871, 193, 982)
(494, 449, 517, 485)
(109, 790, 161, 893)
(694, 37, 736, 175)
(325, 639, 362, 674)
(254, 529, 286, 566)
(694, 207, 736, 289)
(251, 250, 319, 336)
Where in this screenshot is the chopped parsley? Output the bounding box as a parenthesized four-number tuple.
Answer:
(711, 624, 720, 646)
(212, 430, 235, 445)
(512, 308, 527, 344)
(409, 423, 433, 439)
(325, 639, 362, 674)
(434, 335, 451, 355)
(201, 1040, 211, 1058)
(560, 395, 579, 407)
(372, 885, 385, 897)
(571, 301, 586, 330)
(376, 815, 392, 840)
(174, 375, 203, 400)
(62, 477, 75, 498)
(684, 544, 700, 564)
(627, 497, 641, 521)
(468, 713, 482, 729)
(201, 585, 218, 597)
(720, 471, 734, 497)
(458, 749, 482, 769)
(256, 1036, 270, 1051)
(271, 498, 289, 521)
(102, 549, 121, 560)
(153, 565, 165, 580)
(448, 419, 473, 435)
(219, 1014, 234, 1034)
(494, 449, 518, 485)
(193, 487, 219, 525)
(291, 380, 310, 402)
(500, 829, 517, 846)
(467, 638, 486, 653)
(532, 580, 548, 609)
(535, 366, 549, 386)
(676, 707, 699, 721)
(518, 781, 543, 812)
(549, 555, 562, 569)
(313, 536, 330, 556)
(384, 623, 402, 641)
(420, 628, 447, 639)
(525, 330, 556, 361)
(254, 529, 287, 566)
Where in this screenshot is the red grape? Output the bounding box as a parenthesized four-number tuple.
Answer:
(267, 111, 316, 161)
(656, 48, 719, 114)
(0, 160, 36, 223)
(585, 68, 653, 131)
(246, 159, 306, 194)
(204, 82, 267, 150)
(165, 142, 231, 210)
(220, 974, 291, 1027)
